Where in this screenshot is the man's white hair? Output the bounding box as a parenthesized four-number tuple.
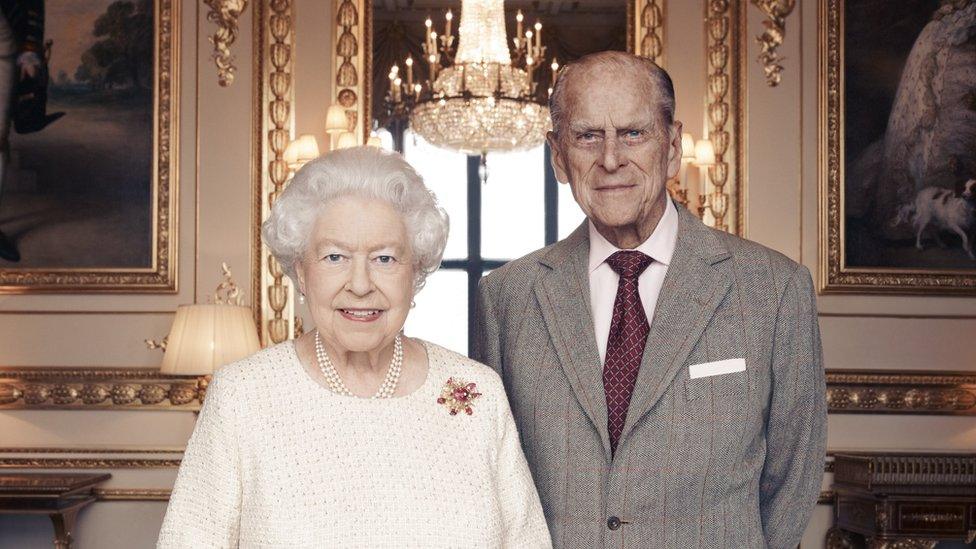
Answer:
(549, 50, 676, 138)
(262, 146, 449, 293)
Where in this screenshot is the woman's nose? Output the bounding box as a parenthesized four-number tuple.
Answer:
(346, 257, 373, 295)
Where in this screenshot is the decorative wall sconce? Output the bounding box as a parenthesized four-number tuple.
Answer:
(158, 264, 260, 377)
(325, 105, 351, 151)
(335, 131, 359, 150)
(283, 134, 321, 172)
(668, 133, 698, 210)
(694, 138, 716, 219)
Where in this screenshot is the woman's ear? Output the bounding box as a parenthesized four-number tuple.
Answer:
(294, 260, 307, 296)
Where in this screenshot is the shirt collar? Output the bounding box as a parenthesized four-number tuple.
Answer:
(587, 196, 678, 273)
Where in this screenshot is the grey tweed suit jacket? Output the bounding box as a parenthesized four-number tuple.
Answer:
(473, 202, 827, 549)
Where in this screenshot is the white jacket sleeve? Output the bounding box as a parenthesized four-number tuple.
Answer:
(492, 384, 553, 548)
(157, 373, 243, 548)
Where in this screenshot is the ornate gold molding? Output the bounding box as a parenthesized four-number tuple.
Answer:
(0, 0, 179, 293)
(750, 0, 795, 87)
(253, 0, 296, 346)
(0, 368, 206, 410)
(0, 447, 184, 454)
(205, 0, 248, 86)
(703, 0, 746, 235)
(826, 370, 976, 415)
(95, 488, 171, 501)
(0, 447, 183, 468)
(819, 490, 836, 505)
(0, 457, 182, 468)
(631, 0, 665, 65)
(333, 0, 370, 142)
(4, 367, 970, 415)
(818, 0, 976, 295)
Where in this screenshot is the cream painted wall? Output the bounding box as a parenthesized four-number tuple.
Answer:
(0, 0, 252, 545)
(1, 1, 974, 548)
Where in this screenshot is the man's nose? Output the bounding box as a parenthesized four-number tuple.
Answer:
(600, 136, 625, 173)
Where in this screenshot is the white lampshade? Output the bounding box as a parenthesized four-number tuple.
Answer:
(694, 139, 716, 166)
(681, 133, 696, 161)
(335, 131, 359, 149)
(283, 134, 320, 170)
(325, 105, 349, 134)
(159, 304, 260, 375)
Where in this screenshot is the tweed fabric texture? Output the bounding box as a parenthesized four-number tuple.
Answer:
(157, 340, 551, 549)
(473, 202, 827, 549)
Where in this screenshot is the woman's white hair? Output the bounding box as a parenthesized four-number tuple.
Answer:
(262, 146, 449, 293)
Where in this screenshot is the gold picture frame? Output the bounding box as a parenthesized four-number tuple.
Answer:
(819, 0, 976, 295)
(0, 0, 180, 294)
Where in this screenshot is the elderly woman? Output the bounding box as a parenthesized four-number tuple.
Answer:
(157, 147, 551, 548)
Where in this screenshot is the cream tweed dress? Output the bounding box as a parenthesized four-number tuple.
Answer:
(157, 339, 552, 548)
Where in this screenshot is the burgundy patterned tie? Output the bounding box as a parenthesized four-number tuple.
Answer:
(603, 250, 654, 455)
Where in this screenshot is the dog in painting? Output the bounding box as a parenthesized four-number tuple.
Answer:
(892, 179, 976, 260)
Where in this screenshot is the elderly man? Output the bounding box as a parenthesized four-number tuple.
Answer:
(474, 51, 826, 548)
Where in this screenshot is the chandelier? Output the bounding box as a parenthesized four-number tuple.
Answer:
(385, 0, 555, 155)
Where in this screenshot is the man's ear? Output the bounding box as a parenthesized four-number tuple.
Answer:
(546, 130, 570, 184)
(665, 120, 683, 180)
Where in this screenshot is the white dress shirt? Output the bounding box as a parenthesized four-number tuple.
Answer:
(589, 198, 678, 364)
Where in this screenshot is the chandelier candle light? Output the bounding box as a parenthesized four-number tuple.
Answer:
(386, 0, 553, 157)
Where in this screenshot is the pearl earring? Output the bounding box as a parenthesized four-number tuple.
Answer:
(299, 293, 305, 305)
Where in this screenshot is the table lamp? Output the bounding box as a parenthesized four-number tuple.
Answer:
(159, 264, 260, 376)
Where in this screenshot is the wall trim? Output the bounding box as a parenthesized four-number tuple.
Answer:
(3, 367, 973, 415)
(826, 369, 976, 415)
(0, 367, 206, 410)
(95, 488, 171, 501)
(0, 447, 184, 469)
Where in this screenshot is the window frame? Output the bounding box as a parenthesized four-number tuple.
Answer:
(395, 129, 561, 356)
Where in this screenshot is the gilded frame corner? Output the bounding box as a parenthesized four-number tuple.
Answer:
(0, 0, 180, 294)
(818, 0, 976, 295)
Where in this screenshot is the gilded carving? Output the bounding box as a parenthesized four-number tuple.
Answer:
(94, 488, 172, 501)
(826, 527, 857, 549)
(826, 370, 976, 415)
(633, 0, 665, 64)
(702, 0, 744, 234)
(750, 0, 795, 86)
(0, 458, 181, 469)
(0, 447, 183, 470)
(867, 540, 937, 549)
(0, 368, 205, 410)
(205, 0, 248, 86)
(254, 0, 297, 345)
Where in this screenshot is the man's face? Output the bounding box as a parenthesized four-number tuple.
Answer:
(547, 64, 682, 237)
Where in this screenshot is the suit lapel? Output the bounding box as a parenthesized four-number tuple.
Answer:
(618, 206, 733, 447)
(533, 223, 612, 461)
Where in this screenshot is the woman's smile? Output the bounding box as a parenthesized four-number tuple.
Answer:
(338, 308, 384, 322)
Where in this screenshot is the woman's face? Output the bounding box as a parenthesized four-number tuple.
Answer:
(295, 195, 415, 355)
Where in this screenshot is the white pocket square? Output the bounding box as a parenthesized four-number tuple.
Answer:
(688, 358, 746, 379)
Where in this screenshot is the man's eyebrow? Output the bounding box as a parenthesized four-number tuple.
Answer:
(568, 123, 603, 133)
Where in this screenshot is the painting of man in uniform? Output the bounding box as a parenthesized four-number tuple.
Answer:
(0, 0, 153, 268)
(843, 0, 976, 270)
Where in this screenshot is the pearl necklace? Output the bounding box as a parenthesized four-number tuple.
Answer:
(314, 331, 403, 399)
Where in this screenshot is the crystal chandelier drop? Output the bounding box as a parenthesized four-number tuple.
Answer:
(385, 0, 555, 155)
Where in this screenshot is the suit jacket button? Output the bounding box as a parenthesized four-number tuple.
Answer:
(607, 516, 621, 530)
